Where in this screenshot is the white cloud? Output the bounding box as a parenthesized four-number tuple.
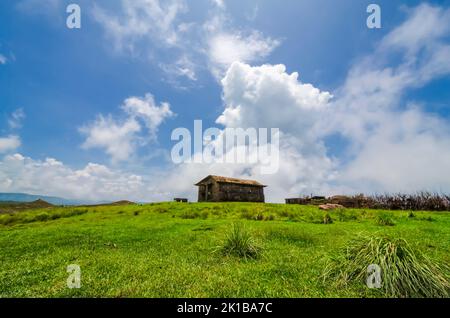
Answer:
(208, 62, 335, 201)
(341, 109, 450, 193)
(159, 55, 198, 82)
(161, 137, 336, 202)
(211, 0, 225, 10)
(158, 61, 335, 202)
(0, 54, 7, 65)
(207, 32, 280, 78)
(93, 0, 187, 52)
(80, 93, 174, 162)
(0, 153, 161, 202)
(0, 136, 21, 154)
(316, 3, 450, 194)
(217, 62, 332, 131)
(201, 9, 280, 79)
(122, 93, 174, 139)
(8, 108, 26, 129)
(80, 116, 141, 163)
(93, 0, 280, 82)
(381, 4, 450, 55)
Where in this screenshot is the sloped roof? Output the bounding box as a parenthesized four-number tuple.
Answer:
(195, 175, 266, 187)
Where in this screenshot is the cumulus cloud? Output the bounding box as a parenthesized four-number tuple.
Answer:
(80, 93, 174, 162)
(163, 61, 336, 202)
(163, 4, 450, 201)
(201, 10, 280, 79)
(0, 136, 21, 154)
(0, 153, 165, 202)
(80, 116, 141, 162)
(121, 93, 174, 138)
(207, 32, 280, 78)
(217, 62, 332, 131)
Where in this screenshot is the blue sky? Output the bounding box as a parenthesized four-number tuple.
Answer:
(1, 0, 450, 202)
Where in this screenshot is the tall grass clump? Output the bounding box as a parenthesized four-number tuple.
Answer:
(219, 223, 262, 259)
(323, 235, 450, 298)
(334, 209, 359, 222)
(180, 211, 200, 219)
(323, 213, 333, 224)
(375, 213, 395, 226)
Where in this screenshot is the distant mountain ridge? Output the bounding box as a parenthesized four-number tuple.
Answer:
(0, 193, 97, 206)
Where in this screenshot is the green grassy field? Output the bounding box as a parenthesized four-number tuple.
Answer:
(0, 202, 449, 298)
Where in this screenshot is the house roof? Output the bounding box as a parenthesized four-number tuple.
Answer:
(195, 175, 266, 187)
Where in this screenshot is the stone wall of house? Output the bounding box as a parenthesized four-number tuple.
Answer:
(197, 178, 265, 203)
(215, 183, 264, 202)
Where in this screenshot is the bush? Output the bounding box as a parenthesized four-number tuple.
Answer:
(370, 192, 450, 211)
(323, 235, 450, 298)
(34, 212, 50, 222)
(50, 213, 62, 220)
(0, 214, 18, 225)
(219, 223, 262, 259)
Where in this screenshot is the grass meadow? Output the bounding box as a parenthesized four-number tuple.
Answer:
(0, 202, 449, 298)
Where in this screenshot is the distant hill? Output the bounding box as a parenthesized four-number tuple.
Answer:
(0, 199, 54, 214)
(80, 200, 136, 207)
(0, 193, 94, 206)
(0, 197, 137, 214)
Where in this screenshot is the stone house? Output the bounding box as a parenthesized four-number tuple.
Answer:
(195, 175, 266, 203)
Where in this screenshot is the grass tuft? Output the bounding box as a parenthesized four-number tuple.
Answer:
(219, 223, 262, 260)
(323, 213, 333, 224)
(376, 213, 395, 226)
(323, 235, 450, 298)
